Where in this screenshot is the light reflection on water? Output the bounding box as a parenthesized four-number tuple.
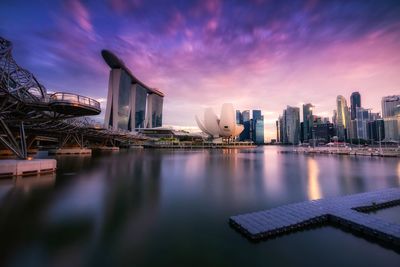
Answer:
(307, 158, 322, 200)
(0, 147, 399, 267)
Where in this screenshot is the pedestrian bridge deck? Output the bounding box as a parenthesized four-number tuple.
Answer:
(229, 188, 400, 246)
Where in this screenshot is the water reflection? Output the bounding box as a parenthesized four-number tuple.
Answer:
(397, 161, 400, 184)
(1, 147, 400, 267)
(307, 158, 322, 200)
(0, 173, 56, 202)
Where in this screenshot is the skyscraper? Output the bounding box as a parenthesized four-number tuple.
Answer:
(336, 95, 350, 140)
(252, 110, 264, 144)
(276, 120, 280, 142)
(278, 115, 285, 143)
(252, 110, 262, 120)
(239, 110, 251, 141)
(102, 50, 164, 131)
(283, 106, 300, 145)
(253, 118, 264, 144)
(236, 110, 243, 124)
(350, 92, 361, 120)
(381, 95, 400, 118)
(302, 103, 314, 142)
(355, 107, 370, 140)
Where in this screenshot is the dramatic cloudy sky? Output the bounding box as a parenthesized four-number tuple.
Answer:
(1, 0, 400, 140)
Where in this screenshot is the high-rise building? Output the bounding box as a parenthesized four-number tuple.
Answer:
(355, 107, 370, 140)
(383, 116, 400, 141)
(367, 119, 385, 141)
(283, 106, 300, 145)
(278, 115, 285, 143)
(312, 123, 335, 144)
(276, 120, 280, 143)
(236, 110, 243, 124)
(253, 118, 264, 144)
(102, 50, 164, 131)
(239, 110, 251, 141)
(251, 110, 264, 144)
(332, 110, 337, 125)
(350, 92, 361, 120)
(252, 110, 262, 120)
(336, 95, 350, 140)
(302, 103, 314, 142)
(381, 95, 400, 118)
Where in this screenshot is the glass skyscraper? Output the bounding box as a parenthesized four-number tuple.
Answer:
(239, 110, 251, 141)
(381, 95, 400, 118)
(302, 103, 313, 142)
(252, 110, 264, 144)
(279, 106, 300, 144)
(350, 92, 361, 120)
(336, 95, 350, 140)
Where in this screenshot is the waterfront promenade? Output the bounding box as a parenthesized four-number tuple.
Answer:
(281, 146, 400, 158)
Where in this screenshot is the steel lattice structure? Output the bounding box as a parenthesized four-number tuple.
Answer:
(0, 37, 146, 158)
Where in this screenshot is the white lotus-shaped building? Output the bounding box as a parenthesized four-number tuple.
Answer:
(195, 103, 244, 138)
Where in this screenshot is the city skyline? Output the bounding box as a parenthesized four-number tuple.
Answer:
(1, 0, 400, 140)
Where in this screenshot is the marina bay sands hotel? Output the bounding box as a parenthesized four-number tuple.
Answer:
(101, 50, 164, 131)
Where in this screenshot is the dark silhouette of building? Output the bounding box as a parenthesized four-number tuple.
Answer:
(350, 92, 361, 120)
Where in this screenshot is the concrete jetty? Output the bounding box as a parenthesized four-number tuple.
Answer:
(0, 159, 56, 177)
(229, 188, 400, 247)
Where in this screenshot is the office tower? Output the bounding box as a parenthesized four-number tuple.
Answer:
(300, 122, 304, 142)
(336, 95, 350, 140)
(312, 123, 335, 144)
(332, 110, 337, 125)
(383, 116, 400, 141)
(381, 95, 400, 118)
(350, 92, 361, 120)
(283, 106, 300, 145)
(252, 110, 262, 120)
(367, 120, 385, 141)
(253, 117, 264, 144)
(302, 103, 314, 142)
(279, 115, 285, 143)
(236, 110, 243, 124)
(355, 107, 370, 140)
(276, 120, 280, 142)
(239, 110, 251, 141)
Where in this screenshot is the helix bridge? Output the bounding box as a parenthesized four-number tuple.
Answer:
(0, 37, 145, 159)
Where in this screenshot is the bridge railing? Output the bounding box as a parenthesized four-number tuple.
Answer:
(49, 92, 100, 110)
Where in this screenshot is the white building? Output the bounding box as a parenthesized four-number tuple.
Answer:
(195, 103, 244, 138)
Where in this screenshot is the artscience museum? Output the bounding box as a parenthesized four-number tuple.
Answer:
(195, 103, 244, 138)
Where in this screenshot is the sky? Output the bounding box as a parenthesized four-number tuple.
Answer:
(1, 0, 400, 141)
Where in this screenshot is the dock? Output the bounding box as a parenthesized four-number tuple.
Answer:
(229, 188, 400, 246)
(0, 159, 56, 177)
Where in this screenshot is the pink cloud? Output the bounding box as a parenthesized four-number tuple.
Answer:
(65, 0, 93, 33)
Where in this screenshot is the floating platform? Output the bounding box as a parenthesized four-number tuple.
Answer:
(0, 159, 56, 177)
(229, 188, 400, 246)
(48, 148, 92, 155)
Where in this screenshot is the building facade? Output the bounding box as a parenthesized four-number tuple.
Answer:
(282, 106, 300, 145)
(367, 119, 385, 142)
(383, 116, 400, 142)
(355, 107, 370, 140)
(336, 95, 351, 140)
(302, 103, 314, 142)
(102, 50, 164, 131)
(350, 92, 361, 120)
(381, 95, 400, 118)
(239, 110, 251, 141)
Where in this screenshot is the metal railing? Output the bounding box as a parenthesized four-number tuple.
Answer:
(49, 92, 100, 110)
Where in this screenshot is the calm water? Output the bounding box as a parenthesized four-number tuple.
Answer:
(0, 146, 399, 267)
